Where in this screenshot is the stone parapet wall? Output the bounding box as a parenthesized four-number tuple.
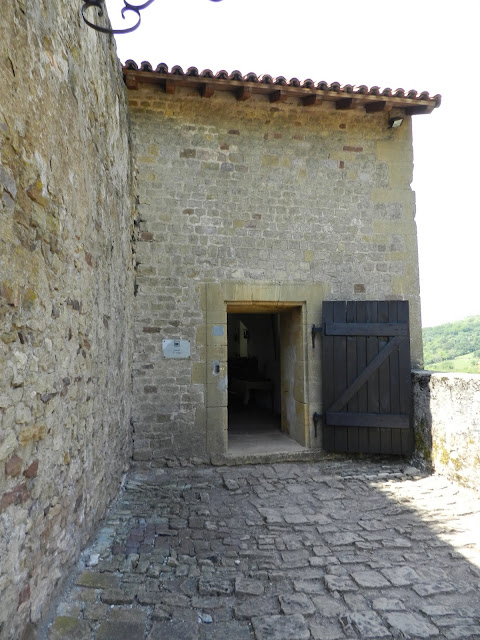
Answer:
(0, 4, 135, 638)
(413, 371, 480, 492)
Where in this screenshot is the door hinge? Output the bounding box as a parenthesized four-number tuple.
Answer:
(313, 412, 322, 438)
(311, 324, 323, 349)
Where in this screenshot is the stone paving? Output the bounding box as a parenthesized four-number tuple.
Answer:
(41, 460, 480, 639)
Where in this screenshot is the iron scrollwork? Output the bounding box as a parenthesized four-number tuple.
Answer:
(82, 0, 224, 35)
(82, 0, 156, 35)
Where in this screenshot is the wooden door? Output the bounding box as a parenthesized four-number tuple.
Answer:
(321, 301, 412, 455)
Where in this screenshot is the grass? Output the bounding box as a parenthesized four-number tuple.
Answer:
(425, 351, 480, 374)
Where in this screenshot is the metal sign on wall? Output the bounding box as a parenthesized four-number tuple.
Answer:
(162, 339, 191, 359)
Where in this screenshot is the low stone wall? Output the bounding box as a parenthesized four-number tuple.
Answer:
(413, 370, 480, 492)
(0, 4, 135, 639)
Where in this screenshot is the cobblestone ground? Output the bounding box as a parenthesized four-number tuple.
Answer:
(41, 460, 480, 640)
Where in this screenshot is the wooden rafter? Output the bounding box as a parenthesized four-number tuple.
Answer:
(365, 101, 391, 113)
(335, 98, 354, 110)
(122, 69, 439, 117)
(302, 94, 322, 107)
(200, 83, 214, 98)
(270, 90, 288, 103)
(236, 86, 252, 101)
(165, 79, 176, 95)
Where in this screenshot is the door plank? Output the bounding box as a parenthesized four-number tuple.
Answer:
(356, 301, 369, 452)
(389, 302, 402, 453)
(398, 301, 413, 454)
(322, 302, 335, 452)
(366, 302, 380, 453)
(333, 301, 348, 452)
(378, 301, 392, 454)
(346, 301, 359, 452)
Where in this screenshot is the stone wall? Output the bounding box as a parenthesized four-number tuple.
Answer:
(413, 371, 480, 492)
(0, 4, 135, 638)
(129, 83, 423, 460)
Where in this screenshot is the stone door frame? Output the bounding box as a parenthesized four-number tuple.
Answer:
(203, 281, 329, 454)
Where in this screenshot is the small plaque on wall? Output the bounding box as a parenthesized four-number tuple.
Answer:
(162, 339, 191, 359)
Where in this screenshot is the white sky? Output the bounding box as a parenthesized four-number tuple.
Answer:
(104, 0, 480, 327)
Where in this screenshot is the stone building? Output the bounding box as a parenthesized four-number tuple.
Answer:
(124, 61, 439, 462)
(0, 4, 439, 638)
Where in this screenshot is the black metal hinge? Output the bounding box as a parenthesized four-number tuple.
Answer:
(313, 412, 322, 438)
(311, 324, 323, 349)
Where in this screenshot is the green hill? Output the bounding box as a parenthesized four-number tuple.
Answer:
(423, 316, 480, 373)
(425, 351, 479, 374)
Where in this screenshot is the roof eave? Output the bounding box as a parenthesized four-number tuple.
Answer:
(122, 65, 441, 115)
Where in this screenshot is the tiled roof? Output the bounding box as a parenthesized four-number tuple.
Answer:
(123, 61, 441, 115)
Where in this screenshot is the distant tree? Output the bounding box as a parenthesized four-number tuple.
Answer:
(423, 316, 480, 368)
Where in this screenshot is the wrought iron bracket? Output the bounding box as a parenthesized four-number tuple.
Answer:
(82, 0, 223, 35)
(82, 1, 155, 34)
(311, 324, 323, 349)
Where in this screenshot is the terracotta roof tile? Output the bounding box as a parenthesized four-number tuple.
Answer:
(229, 70, 243, 81)
(123, 61, 441, 113)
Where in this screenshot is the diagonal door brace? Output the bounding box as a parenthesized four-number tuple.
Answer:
(328, 335, 405, 413)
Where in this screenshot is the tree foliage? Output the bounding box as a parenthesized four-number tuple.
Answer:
(423, 316, 480, 366)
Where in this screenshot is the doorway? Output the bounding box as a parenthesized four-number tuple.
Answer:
(226, 303, 307, 454)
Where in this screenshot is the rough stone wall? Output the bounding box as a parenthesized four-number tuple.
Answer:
(413, 371, 480, 492)
(129, 84, 422, 460)
(0, 4, 135, 638)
